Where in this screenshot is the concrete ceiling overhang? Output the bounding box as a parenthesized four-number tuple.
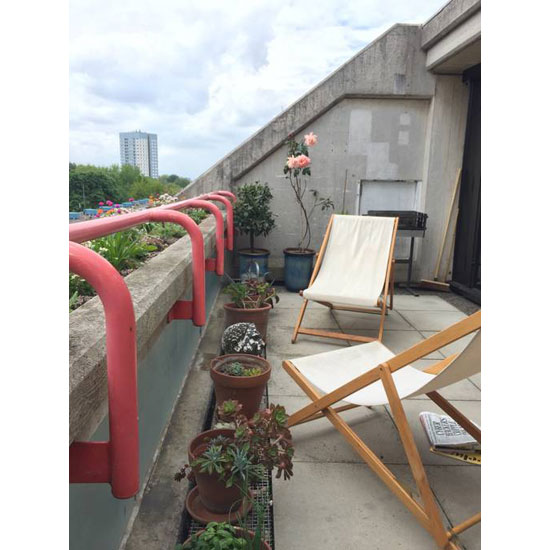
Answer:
(429, 37, 480, 74)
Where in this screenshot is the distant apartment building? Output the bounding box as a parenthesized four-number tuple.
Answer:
(119, 131, 159, 178)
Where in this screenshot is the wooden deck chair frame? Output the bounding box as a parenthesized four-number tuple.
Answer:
(292, 215, 399, 345)
(283, 311, 481, 550)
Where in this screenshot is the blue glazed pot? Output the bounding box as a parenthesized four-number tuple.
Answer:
(238, 249, 270, 280)
(283, 248, 316, 292)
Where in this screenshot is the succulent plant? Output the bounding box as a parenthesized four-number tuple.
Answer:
(221, 323, 265, 356)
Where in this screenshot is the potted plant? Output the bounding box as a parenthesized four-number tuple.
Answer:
(178, 522, 271, 550)
(175, 401, 294, 519)
(210, 355, 271, 418)
(233, 182, 276, 280)
(282, 132, 334, 291)
(222, 278, 279, 341)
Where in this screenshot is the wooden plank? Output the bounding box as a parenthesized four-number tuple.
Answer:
(422, 354, 458, 374)
(297, 327, 376, 343)
(447, 513, 481, 536)
(380, 365, 451, 548)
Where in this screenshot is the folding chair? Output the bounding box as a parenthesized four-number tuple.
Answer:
(292, 214, 398, 344)
(283, 311, 481, 550)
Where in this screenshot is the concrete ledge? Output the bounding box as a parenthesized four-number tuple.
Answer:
(421, 0, 481, 50)
(69, 213, 222, 443)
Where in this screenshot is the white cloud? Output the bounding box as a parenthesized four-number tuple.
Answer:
(70, 0, 445, 177)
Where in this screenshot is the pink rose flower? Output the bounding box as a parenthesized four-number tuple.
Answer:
(287, 156, 300, 169)
(129, 197, 134, 202)
(304, 132, 318, 147)
(115, 203, 120, 208)
(98, 201, 104, 206)
(106, 200, 113, 206)
(296, 154, 311, 168)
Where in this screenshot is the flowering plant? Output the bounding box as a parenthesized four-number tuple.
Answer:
(283, 132, 333, 251)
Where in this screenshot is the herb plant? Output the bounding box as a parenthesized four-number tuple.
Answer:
(177, 522, 247, 550)
(222, 278, 279, 309)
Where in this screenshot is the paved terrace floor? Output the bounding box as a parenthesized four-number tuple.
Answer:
(268, 289, 480, 550)
(124, 287, 480, 550)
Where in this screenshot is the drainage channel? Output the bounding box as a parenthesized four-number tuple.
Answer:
(177, 384, 276, 548)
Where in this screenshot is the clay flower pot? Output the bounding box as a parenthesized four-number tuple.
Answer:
(188, 428, 243, 514)
(182, 527, 272, 549)
(223, 302, 272, 342)
(210, 354, 271, 418)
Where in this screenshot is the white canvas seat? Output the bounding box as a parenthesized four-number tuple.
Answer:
(293, 215, 398, 344)
(283, 312, 481, 550)
(291, 332, 480, 407)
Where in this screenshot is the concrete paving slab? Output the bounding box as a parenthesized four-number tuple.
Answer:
(421, 331, 476, 358)
(273, 289, 326, 309)
(273, 462, 437, 550)
(469, 373, 481, 390)
(393, 294, 460, 312)
(385, 399, 481, 466)
(268, 325, 349, 357)
(266, 354, 310, 397)
(399, 309, 467, 331)
(268, 395, 409, 465)
(346, 329, 445, 359)
(332, 309, 415, 330)
(269, 305, 339, 329)
(427, 465, 481, 550)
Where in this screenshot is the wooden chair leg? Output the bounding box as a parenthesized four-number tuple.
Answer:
(380, 365, 452, 549)
(292, 298, 309, 343)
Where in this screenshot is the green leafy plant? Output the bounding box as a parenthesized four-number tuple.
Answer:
(177, 522, 248, 550)
(233, 182, 276, 252)
(220, 361, 263, 377)
(86, 229, 157, 272)
(222, 277, 279, 309)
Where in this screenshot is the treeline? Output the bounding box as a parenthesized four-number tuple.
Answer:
(69, 163, 192, 211)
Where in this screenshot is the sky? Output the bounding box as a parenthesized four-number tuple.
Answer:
(70, 0, 445, 179)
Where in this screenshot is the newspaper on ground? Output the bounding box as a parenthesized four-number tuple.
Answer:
(419, 411, 480, 451)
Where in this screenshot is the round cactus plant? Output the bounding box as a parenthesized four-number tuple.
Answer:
(221, 322, 265, 356)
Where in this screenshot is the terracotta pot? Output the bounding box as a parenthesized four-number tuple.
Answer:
(189, 429, 243, 514)
(182, 527, 271, 550)
(223, 302, 272, 342)
(210, 354, 271, 418)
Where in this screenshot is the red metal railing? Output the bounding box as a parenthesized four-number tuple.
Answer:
(214, 190, 236, 203)
(69, 190, 232, 498)
(161, 199, 224, 276)
(199, 193, 234, 251)
(69, 242, 139, 499)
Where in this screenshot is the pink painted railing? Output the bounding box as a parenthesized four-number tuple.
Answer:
(69, 242, 139, 499)
(69, 190, 232, 498)
(199, 193, 234, 251)
(161, 199, 224, 276)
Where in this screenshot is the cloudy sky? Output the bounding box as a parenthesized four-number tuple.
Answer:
(70, 0, 445, 178)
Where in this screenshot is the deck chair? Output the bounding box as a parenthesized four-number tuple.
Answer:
(283, 311, 481, 550)
(292, 214, 399, 344)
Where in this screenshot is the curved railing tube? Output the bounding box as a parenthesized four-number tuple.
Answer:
(214, 190, 236, 203)
(200, 193, 234, 251)
(69, 209, 206, 326)
(161, 199, 224, 276)
(69, 242, 139, 499)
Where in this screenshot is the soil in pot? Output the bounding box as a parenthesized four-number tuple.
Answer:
(224, 302, 271, 342)
(189, 429, 243, 514)
(210, 354, 271, 418)
(283, 248, 316, 292)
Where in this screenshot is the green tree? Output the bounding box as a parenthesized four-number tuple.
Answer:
(69, 165, 121, 210)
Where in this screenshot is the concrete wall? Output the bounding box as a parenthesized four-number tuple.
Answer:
(69, 270, 221, 550)
(232, 97, 433, 278)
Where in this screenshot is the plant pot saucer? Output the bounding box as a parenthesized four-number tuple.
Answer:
(185, 486, 253, 525)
